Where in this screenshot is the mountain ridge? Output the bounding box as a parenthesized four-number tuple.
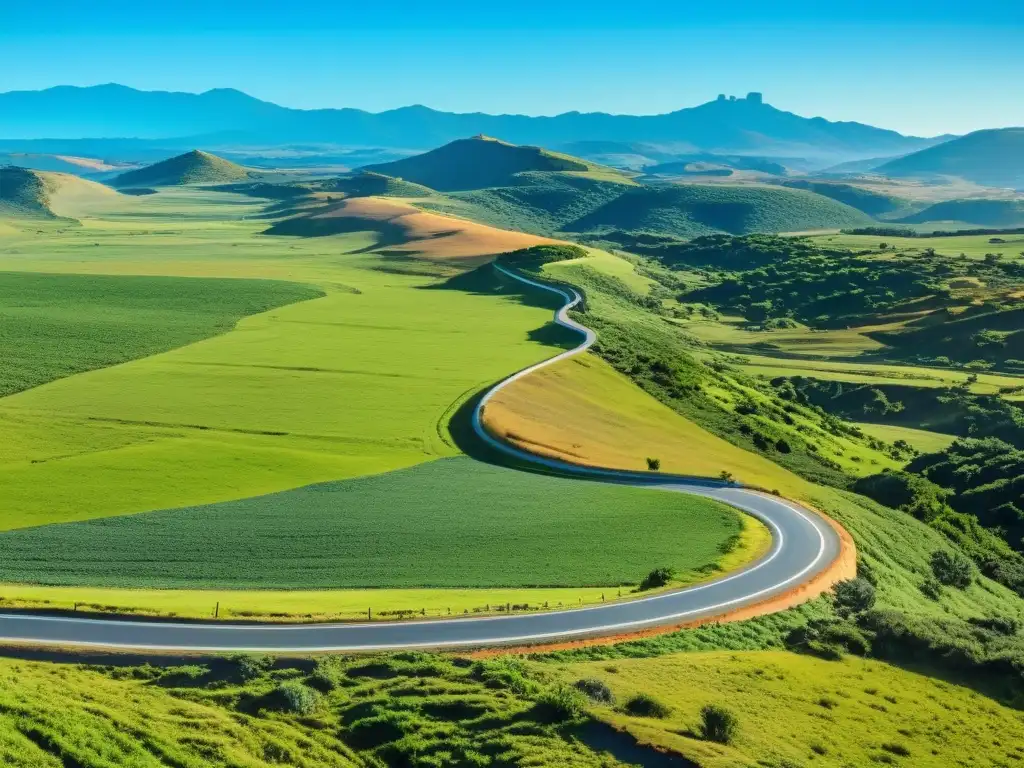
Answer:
(0, 85, 947, 162)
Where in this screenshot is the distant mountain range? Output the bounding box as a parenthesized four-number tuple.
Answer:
(877, 128, 1024, 190)
(0, 85, 949, 163)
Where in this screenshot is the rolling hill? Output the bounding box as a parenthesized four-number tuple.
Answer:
(0, 166, 116, 219)
(360, 135, 610, 191)
(564, 183, 872, 237)
(0, 85, 946, 162)
(898, 198, 1024, 227)
(111, 150, 254, 188)
(781, 180, 911, 216)
(877, 128, 1024, 189)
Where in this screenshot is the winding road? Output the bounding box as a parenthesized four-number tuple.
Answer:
(0, 262, 844, 652)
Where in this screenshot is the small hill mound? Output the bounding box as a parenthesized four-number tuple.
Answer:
(564, 184, 872, 237)
(361, 136, 607, 191)
(0, 167, 116, 219)
(899, 199, 1024, 228)
(781, 180, 909, 216)
(323, 171, 435, 198)
(878, 128, 1024, 189)
(112, 150, 253, 188)
(873, 307, 1024, 368)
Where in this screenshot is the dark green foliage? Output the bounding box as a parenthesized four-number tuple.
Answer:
(273, 680, 322, 715)
(623, 693, 671, 718)
(309, 657, 347, 691)
(853, 471, 947, 523)
(699, 704, 739, 744)
(930, 550, 976, 589)
(532, 685, 588, 722)
(0, 457, 740, 589)
(230, 654, 274, 682)
(0, 271, 323, 397)
(832, 578, 877, 617)
(568, 184, 870, 237)
(573, 678, 614, 704)
(646, 457, 661, 470)
(919, 577, 943, 600)
(639, 567, 675, 591)
(781, 180, 909, 216)
(499, 243, 588, 269)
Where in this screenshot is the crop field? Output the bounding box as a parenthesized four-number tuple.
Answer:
(555, 650, 1024, 768)
(0, 457, 748, 589)
(0, 271, 321, 397)
(0, 189, 586, 529)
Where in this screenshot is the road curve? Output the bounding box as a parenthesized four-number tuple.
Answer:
(0, 262, 843, 652)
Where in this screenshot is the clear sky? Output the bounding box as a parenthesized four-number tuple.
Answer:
(2, 0, 1021, 137)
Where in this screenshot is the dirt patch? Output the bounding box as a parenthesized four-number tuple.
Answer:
(311, 197, 555, 265)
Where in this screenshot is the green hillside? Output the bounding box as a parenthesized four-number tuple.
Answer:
(322, 170, 435, 198)
(873, 306, 1024, 366)
(0, 166, 115, 219)
(0, 166, 52, 217)
(361, 135, 612, 191)
(567, 183, 872, 237)
(899, 198, 1024, 227)
(111, 149, 253, 187)
(878, 128, 1024, 188)
(782, 179, 910, 216)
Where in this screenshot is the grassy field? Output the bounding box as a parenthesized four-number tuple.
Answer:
(0, 271, 321, 397)
(554, 650, 1024, 767)
(810, 230, 1024, 259)
(0, 458, 750, 589)
(0, 189, 580, 528)
(852, 422, 958, 454)
(484, 352, 809, 494)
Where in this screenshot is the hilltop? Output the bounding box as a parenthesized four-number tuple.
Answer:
(360, 136, 616, 191)
(897, 198, 1024, 227)
(112, 150, 254, 188)
(0, 85, 945, 162)
(0, 166, 116, 218)
(424, 173, 873, 238)
(878, 128, 1024, 189)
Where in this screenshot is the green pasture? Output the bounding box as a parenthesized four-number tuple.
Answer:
(0, 457, 745, 589)
(558, 650, 1024, 768)
(0, 189, 583, 529)
(811, 231, 1024, 259)
(852, 422, 958, 454)
(0, 271, 321, 397)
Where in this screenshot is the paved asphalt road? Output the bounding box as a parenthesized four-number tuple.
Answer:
(0, 262, 842, 652)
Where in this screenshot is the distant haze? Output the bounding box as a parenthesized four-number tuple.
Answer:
(0, 86, 948, 164)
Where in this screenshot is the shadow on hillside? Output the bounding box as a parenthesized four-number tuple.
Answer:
(569, 720, 699, 767)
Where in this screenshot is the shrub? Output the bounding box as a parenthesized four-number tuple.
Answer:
(639, 567, 675, 591)
(573, 678, 614, 704)
(533, 685, 587, 722)
(623, 693, 671, 718)
(719, 470, 735, 482)
(930, 549, 975, 589)
(230, 653, 274, 681)
(832, 578, 876, 617)
(309, 657, 346, 690)
(919, 577, 943, 600)
(274, 680, 322, 715)
(699, 704, 738, 744)
(646, 457, 661, 471)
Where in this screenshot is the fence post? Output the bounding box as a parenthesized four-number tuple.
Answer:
(368, 607, 371, 621)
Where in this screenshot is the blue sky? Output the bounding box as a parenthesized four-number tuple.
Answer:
(2, 1, 1021, 136)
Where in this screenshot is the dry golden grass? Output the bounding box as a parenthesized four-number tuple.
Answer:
(482, 352, 810, 495)
(312, 197, 555, 264)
